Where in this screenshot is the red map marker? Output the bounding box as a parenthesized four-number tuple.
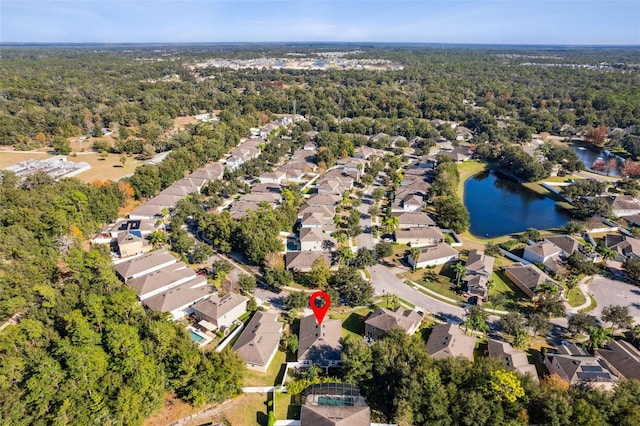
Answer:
(309, 291, 331, 325)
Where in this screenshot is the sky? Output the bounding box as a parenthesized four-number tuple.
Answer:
(1, 0, 639, 45)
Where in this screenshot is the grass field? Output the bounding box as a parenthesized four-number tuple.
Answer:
(566, 287, 587, 307)
(274, 392, 300, 421)
(404, 264, 467, 303)
(456, 160, 487, 197)
(243, 350, 287, 387)
(580, 294, 598, 313)
(329, 307, 373, 340)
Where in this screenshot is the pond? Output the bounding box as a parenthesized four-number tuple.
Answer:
(464, 171, 571, 238)
(571, 145, 622, 177)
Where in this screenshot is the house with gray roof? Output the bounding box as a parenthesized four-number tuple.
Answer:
(192, 292, 248, 330)
(463, 250, 495, 301)
(233, 311, 283, 372)
(503, 263, 562, 300)
(544, 235, 584, 258)
(298, 314, 342, 367)
(285, 251, 337, 273)
(487, 339, 539, 382)
(127, 262, 198, 300)
(544, 343, 618, 388)
(114, 250, 178, 282)
(364, 307, 422, 340)
(602, 194, 640, 217)
(408, 243, 458, 268)
(396, 227, 445, 247)
(596, 339, 640, 380)
(142, 280, 215, 320)
(426, 323, 476, 360)
(605, 234, 640, 261)
(393, 211, 436, 228)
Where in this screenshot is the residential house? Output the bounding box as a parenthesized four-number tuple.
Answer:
(417, 156, 438, 169)
(158, 185, 195, 198)
(300, 383, 370, 426)
(522, 241, 565, 273)
(364, 307, 422, 340)
(407, 243, 458, 269)
(544, 343, 618, 388)
(486, 339, 539, 382)
(393, 212, 436, 229)
(229, 200, 263, 219)
(191, 292, 249, 331)
(238, 192, 282, 205)
(544, 235, 584, 258)
(285, 251, 337, 273)
(395, 227, 445, 247)
(300, 227, 329, 252)
(232, 311, 283, 372)
(605, 234, 640, 261)
(441, 146, 471, 163)
(455, 126, 473, 141)
(128, 203, 166, 220)
(398, 194, 423, 212)
(114, 250, 178, 282)
(503, 263, 563, 300)
(603, 194, 640, 217)
(298, 314, 342, 366)
(251, 183, 282, 194)
(306, 194, 341, 207)
(303, 141, 317, 151)
(143, 280, 215, 320)
(298, 204, 336, 222)
(127, 262, 200, 300)
(596, 339, 640, 380)
(259, 171, 287, 185)
(300, 212, 325, 229)
(116, 232, 144, 258)
(173, 176, 208, 193)
(463, 250, 495, 300)
(189, 162, 224, 181)
(426, 323, 476, 360)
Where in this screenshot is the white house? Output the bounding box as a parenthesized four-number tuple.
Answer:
(408, 243, 458, 268)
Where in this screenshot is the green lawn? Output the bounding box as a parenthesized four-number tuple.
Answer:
(486, 270, 532, 310)
(329, 306, 373, 340)
(456, 160, 487, 197)
(566, 287, 587, 307)
(580, 294, 598, 313)
(222, 393, 270, 426)
(274, 392, 300, 421)
(405, 266, 467, 303)
(243, 350, 287, 387)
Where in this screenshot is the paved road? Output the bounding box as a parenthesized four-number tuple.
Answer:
(368, 264, 468, 324)
(588, 275, 640, 324)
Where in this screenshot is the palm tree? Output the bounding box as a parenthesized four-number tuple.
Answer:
(335, 232, 348, 248)
(410, 247, 422, 271)
(587, 326, 611, 351)
(382, 215, 399, 235)
(453, 261, 467, 291)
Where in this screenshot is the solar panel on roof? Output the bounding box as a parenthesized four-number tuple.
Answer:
(582, 365, 603, 372)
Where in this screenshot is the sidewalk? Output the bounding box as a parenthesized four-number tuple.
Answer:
(567, 277, 593, 313)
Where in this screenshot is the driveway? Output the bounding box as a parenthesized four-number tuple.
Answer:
(588, 275, 640, 324)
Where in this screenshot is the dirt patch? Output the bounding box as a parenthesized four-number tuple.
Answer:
(144, 394, 195, 426)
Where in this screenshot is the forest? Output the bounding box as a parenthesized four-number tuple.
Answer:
(1, 44, 640, 425)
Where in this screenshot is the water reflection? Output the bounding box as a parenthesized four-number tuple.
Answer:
(464, 171, 570, 238)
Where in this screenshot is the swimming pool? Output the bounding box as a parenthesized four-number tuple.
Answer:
(189, 329, 205, 343)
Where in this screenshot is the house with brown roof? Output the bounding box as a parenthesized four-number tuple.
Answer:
(143, 280, 215, 320)
(300, 383, 370, 426)
(486, 339, 539, 382)
(463, 250, 495, 300)
(128, 203, 166, 220)
(544, 343, 618, 388)
(364, 307, 422, 340)
(393, 211, 436, 228)
(395, 227, 445, 247)
(523, 241, 563, 265)
(307, 194, 341, 206)
(298, 314, 342, 367)
(114, 250, 178, 282)
(408, 243, 458, 268)
(259, 171, 287, 185)
(441, 146, 471, 162)
(398, 194, 424, 212)
(596, 339, 640, 380)
(192, 292, 248, 331)
(426, 323, 476, 360)
(503, 263, 563, 300)
(544, 235, 584, 258)
(233, 311, 283, 372)
(299, 227, 328, 252)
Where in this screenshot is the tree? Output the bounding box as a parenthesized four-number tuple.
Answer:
(567, 312, 597, 335)
(485, 242, 500, 257)
(119, 155, 127, 167)
(341, 335, 373, 384)
(585, 125, 608, 148)
(52, 136, 72, 155)
(464, 305, 489, 335)
(372, 187, 386, 203)
(601, 305, 633, 332)
(525, 228, 541, 242)
(587, 326, 611, 351)
(149, 230, 168, 248)
(564, 220, 586, 235)
(382, 215, 399, 235)
(512, 328, 530, 350)
(623, 257, 640, 281)
(500, 311, 526, 336)
(191, 243, 213, 264)
(375, 241, 393, 259)
(353, 248, 377, 269)
(528, 312, 551, 336)
(286, 334, 299, 354)
(453, 261, 467, 290)
(410, 247, 422, 271)
(284, 291, 309, 310)
(308, 257, 331, 289)
(238, 274, 256, 294)
(488, 369, 525, 403)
